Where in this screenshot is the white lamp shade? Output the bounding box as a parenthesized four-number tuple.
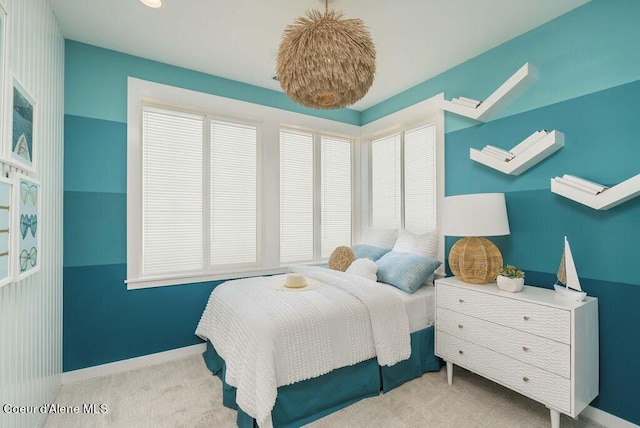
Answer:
(442, 193, 510, 237)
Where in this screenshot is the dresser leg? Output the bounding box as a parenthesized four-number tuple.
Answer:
(549, 408, 560, 428)
(446, 361, 453, 385)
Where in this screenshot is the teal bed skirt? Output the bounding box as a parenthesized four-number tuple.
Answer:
(202, 326, 441, 428)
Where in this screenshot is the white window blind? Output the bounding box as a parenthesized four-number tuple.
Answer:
(280, 130, 353, 263)
(210, 120, 257, 265)
(280, 129, 314, 263)
(370, 123, 437, 235)
(371, 134, 401, 230)
(128, 80, 362, 289)
(404, 124, 436, 234)
(142, 108, 204, 275)
(320, 136, 352, 258)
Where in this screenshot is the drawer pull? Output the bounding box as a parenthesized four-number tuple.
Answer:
(523, 376, 529, 382)
(458, 350, 464, 355)
(522, 346, 529, 352)
(523, 315, 530, 321)
(458, 299, 464, 303)
(458, 324, 463, 329)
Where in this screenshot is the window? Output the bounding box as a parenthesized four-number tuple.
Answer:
(134, 105, 258, 282)
(370, 123, 437, 234)
(370, 133, 401, 230)
(128, 79, 362, 289)
(209, 120, 257, 266)
(320, 136, 353, 258)
(403, 125, 437, 234)
(141, 108, 204, 275)
(279, 130, 314, 263)
(280, 129, 352, 263)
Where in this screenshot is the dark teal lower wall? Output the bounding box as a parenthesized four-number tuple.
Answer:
(64, 191, 126, 267)
(63, 263, 221, 371)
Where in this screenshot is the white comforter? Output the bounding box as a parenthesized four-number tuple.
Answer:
(195, 265, 411, 428)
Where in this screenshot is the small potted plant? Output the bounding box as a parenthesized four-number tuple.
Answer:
(497, 265, 525, 292)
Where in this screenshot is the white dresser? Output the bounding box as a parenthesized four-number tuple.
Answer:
(435, 277, 598, 428)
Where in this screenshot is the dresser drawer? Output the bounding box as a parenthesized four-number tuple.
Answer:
(437, 307, 570, 378)
(436, 331, 570, 412)
(437, 284, 571, 343)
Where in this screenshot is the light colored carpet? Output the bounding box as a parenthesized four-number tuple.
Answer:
(45, 355, 603, 428)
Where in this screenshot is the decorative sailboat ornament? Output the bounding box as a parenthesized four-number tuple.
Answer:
(554, 236, 587, 301)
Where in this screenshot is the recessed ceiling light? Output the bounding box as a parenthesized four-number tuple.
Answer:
(140, 0, 162, 8)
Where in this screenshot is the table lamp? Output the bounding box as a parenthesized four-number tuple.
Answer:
(442, 193, 510, 284)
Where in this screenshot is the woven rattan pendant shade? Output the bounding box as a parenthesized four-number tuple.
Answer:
(276, 2, 376, 109)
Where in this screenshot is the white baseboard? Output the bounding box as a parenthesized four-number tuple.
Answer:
(583, 405, 639, 428)
(62, 343, 207, 385)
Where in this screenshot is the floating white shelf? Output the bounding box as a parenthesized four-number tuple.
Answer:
(441, 63, 538, 122)
(551, 174, 640, 210)
(470, 130, 564, 176)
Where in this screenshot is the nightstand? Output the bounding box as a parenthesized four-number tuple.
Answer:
(435, 277, 598, 428)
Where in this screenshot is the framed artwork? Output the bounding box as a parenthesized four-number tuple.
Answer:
(0, 176, 12, 287)
(9, 78, 36, 172)
(12, 173, 39, 281)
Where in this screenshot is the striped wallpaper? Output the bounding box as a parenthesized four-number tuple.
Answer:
(0, 0, 64, 428)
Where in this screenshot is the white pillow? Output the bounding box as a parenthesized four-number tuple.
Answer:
(346, 258, 378, 282)
(360, 228, 398, 249)
(393, 229, 439, 259)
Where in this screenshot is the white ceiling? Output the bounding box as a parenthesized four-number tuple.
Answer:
(48, 0, 588, 111)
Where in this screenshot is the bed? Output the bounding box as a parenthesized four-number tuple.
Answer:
(196, 264, 441, 428)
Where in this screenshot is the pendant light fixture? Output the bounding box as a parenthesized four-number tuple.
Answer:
(276, 0, 376, 109)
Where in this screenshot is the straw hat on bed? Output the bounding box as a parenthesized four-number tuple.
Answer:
(271, 273, 321, 291)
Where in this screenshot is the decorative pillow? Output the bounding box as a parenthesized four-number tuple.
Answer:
(393, 229, 439, 259)
(328, 246, 355, 272)
(375, 251, 442, 294)
(360, 228, 399, 249)
(346, 258, 378, 282)
(351, 244, 391, 261)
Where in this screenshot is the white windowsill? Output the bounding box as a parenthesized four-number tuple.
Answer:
(126, 262, 328, 290)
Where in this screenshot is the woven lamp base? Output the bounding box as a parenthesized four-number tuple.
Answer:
(448, 237, 503, 284)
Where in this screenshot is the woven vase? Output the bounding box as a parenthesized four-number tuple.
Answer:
(448, 237, 503, 284)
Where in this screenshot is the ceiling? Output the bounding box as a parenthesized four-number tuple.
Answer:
(48, 0, 588, 111)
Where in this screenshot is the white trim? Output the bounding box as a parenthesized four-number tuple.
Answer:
(359, 94, 445, 271)
(582, 405, 639, 428)
(126, 266, 288, 290)
(126, 260, 328, 290)
(127, 78, 360, 290)
(61, 343, 207, 385)
(360, 93, 444, 138)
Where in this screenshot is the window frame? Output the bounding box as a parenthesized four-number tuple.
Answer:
(368, 122, 437, 232)
(279, 127, 355, 264)
(131, 101, 262, 285)
(359, 96, 445, 267)
(126, 78, 361, 289)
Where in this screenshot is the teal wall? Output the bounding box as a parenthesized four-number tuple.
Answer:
(64, 0, 640, 424)
(63, 41, 361, 372)
(363, 0, 640, 423)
